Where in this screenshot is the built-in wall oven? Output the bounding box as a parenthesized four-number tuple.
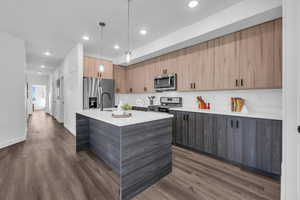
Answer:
(154, 74, 177, 91)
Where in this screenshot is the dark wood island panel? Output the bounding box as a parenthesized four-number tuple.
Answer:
(76, 113, 173, 200)
(121, 118, 172, 200)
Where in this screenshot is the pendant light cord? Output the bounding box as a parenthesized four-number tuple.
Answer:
(127, 0, 130, 53)
(99, 22, 105, 58)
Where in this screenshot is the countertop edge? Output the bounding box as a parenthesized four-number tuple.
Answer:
(169, 108, 282, 120)
(76, 111, 174, 127)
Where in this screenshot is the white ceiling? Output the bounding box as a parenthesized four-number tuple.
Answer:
(0, 0, 244, 73)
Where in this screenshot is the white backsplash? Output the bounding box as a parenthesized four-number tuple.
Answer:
(115, 89, 282, 115)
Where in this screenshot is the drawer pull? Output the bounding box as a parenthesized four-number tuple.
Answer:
(235, 79, 239, 87)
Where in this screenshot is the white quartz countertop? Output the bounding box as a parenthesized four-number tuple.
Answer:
(77, 109, 173, 127)
(170, 107, 282, 120)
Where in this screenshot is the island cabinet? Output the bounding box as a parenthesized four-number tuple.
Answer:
(172, 110, 282, 177)
(76, 111, 173, 200)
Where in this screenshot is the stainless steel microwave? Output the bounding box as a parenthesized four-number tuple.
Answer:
(154, 74, 177, 91)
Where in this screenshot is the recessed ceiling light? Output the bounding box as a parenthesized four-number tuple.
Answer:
(188, 0, 199, 8)
(114, 44, 120, 50)
(41, 65, 45, 68)
(139, 29, 147, 35)
(82, 35, 90, 41)
(44, 51, 51, 56)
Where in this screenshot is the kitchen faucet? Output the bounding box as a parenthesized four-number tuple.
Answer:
(100, 92, 111, 111)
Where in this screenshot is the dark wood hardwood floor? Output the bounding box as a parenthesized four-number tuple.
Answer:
(0, 111, 280, 200)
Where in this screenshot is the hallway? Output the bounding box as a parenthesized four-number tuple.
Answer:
(0, 111, 280, 200)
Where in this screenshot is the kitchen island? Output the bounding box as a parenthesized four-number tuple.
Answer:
(76, 109, 173, 200)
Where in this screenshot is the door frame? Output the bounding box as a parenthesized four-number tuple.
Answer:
(281, 0, 300, 199)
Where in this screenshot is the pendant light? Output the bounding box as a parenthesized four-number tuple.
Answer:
(125, 0, 132, 63)
(98, 22, 106, 76)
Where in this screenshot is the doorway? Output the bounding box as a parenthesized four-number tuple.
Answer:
(32, 85, 46, 112)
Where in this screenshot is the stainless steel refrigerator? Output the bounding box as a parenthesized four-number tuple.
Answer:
(83, 77, 115, 110)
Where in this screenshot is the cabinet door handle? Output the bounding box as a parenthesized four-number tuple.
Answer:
(241, 79, 244, 87)
(186, 115, 189, 121)
(231, 120, 234, 128)
(236, 120, 239, 129)
(235, 79, 239, 87)
(193, 83, 196, 89)
(190, 83, 193, 89)
(183, 115, 186, 121)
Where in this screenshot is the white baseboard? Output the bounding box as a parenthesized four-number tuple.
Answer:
(0, 136, 26, 149)
(64, 124, 76, 136)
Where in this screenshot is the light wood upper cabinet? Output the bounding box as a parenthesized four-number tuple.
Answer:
(83, 56, 94, 77)
(113, 65, 126, 93)
(83, 56, 113, 79)
(239, 21, 279, 89)
(186, 45, 200, 91)
(143, 60, 156, 93)
(177, 49, 190, 91)
(133, 64, 145, 93)
(214, 33, 240, 90)
(117, 18, 282, 94)
(96, 59, 113, 79)
(196, 41, 214, 90)
(178, 41, 215, 91)
(274, 18, 282, 88)
(125, 65, 144, 93)
(125, 67, 134, 93)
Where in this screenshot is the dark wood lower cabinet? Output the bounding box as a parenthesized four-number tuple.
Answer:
(256, 119, 282, 174)
(215, 115, 227, 159)
(242, 118, 257, 168)
(194, 114, 205, 151)
(203, 114, 216, 155)
(227, 117, 242, 163)
(172, 111, 195, 147)
(196, 114, 216, 154)
(256, 119, 273, 173)
(270, 120, 282, 174)
(172, 111, 282, 177)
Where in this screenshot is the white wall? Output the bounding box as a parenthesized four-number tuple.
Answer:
(116, 89, 282, 115)
(0, 32, 26, 149)
(26, 73, 50, 114)
(49, 65, 64, 123)
(281, 0, 299, 199)
(63, 44, 83, 135)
